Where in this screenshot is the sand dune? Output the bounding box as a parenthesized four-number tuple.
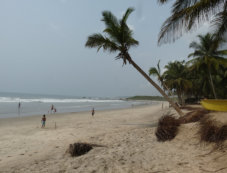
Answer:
(0, 102, 226, 173)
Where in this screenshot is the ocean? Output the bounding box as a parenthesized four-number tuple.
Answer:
(0, 92, 155, 118)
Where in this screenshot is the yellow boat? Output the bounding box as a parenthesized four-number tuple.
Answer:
(201, 99, 227, 112)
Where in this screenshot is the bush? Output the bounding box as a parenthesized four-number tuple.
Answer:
(68, 143, 93, 157)
(199, 118, 227, 145)
(156, 114, 180, 142)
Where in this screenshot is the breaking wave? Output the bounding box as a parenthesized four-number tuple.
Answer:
(0, 97, 123, 103)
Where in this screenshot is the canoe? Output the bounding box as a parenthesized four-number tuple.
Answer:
(201, 99, 227, 112)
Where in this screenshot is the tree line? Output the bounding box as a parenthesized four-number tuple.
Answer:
(149, 33, 227, 106)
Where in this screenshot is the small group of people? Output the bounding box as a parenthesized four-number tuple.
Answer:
(49, 104, 57, 114)
(41, 107, 95, 128)
(41, 104, 57, 128)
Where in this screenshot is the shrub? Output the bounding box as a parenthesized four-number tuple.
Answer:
(156, 114, 180, 142)
(68, 143, 93, 157)
(199, 118, 227, 145)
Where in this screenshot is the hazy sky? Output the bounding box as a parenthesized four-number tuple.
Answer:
(0, 0, 210, 97)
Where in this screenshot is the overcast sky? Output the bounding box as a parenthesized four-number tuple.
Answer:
(0, 0, 210, 97)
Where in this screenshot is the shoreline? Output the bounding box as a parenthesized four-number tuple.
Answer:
(0, 100, 163, 120)
(0, 100, 161, 119)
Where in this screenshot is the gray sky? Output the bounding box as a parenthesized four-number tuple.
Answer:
(0, 0, 210, 97)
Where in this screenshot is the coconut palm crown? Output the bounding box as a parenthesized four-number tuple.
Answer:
(85, 8, 184, 116)
(85, 8, 138, 65)
(149, 60, 175, 97)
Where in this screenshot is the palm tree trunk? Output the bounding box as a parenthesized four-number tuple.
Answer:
(163, 83, 174, 97)
(177, 91, 181, 105)
(127, 56, 184, 116)
(208, 70, 217, 99)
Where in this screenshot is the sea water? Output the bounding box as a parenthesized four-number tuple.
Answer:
(0, 92, 155, 118)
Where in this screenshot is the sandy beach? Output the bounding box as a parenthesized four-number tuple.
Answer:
(0, 102, 226, 173)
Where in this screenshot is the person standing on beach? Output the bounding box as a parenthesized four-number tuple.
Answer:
(50, 104, 54, 113)
(41, 114, 46, 128)
(91, 108, 95, 117)
(18, 102, 21, 116)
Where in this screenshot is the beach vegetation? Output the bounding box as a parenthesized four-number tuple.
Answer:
(149, 60, 174, 96)
(68, 143, 93, 157)
(85, 8, 184, 116)
(155, 114, 180, 141)
(149, 33, 227, 102)
(157, 0, 227, 45)
(188, 33, 227, 99)
(199, 117, 227, 145)
(162, 60, 192, 106)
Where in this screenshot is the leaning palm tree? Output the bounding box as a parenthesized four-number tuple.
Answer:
(149, 60, 163, 84)
(157, 0, 227, 45)
(85, 8, 184, 116)
(188, 33, 227, 99)
(149, 60, 174, 96)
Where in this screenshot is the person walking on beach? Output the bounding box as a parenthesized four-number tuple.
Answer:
(91, 108, 95, 117)
(41, 114, 46, 128)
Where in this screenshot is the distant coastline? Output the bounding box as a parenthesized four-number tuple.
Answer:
(125, 96, 166, 101)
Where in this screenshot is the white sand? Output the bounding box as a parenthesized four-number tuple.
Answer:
(0, 102, 226, 173)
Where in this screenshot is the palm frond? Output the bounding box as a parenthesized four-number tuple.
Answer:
(215, 49, 227, 56)
(85, 33, 119, 53)
(157, 0, 171, 4)
(212, 2, 227, 40)
(149, 67, 159, 77)
(126, 37, 139, 48)
(102, 11, 120, 31)
(121, 8, 135, 24)
(158, 0, 226, 45)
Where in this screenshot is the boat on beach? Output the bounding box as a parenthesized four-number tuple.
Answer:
(201, 99, 227, 112)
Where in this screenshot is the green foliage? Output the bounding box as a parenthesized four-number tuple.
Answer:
(158, 0, 227, 45)
(162, 60, 192, 105)
(85, 7, 138, 65)
(150, 32, 227, 101)
(188, 33, 227, 99)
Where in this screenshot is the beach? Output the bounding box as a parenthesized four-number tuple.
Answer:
(0, 102, 226, 173)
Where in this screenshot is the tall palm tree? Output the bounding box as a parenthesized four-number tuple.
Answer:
(163, 61, 192, 106)
(157, 0, 227, 45)
(188, 33, 227, 99)
(85, 8, 184, 116)
(149, 60, 173, 96)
